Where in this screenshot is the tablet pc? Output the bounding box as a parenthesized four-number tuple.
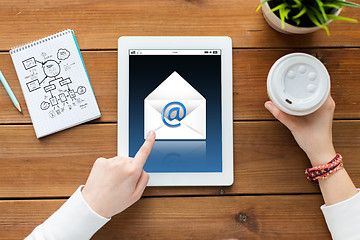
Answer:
(118, 37, 233, 186)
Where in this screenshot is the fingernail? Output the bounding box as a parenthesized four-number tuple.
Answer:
(148, 131, 155, 138)
(265, 102, 272, 111)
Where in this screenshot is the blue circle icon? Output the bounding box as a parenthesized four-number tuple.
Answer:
(161, 101, 186, 127)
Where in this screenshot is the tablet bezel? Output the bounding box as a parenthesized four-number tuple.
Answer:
(118, 36, 233, 186)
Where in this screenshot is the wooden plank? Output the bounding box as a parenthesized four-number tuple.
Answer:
(0, 124, 114, 198)
(1, 49, 360, 123)
(0, 195, 331, 239)
(1, 0, 360, 50)
(234, 49, 360, 120)
(0, 121, 359, 198)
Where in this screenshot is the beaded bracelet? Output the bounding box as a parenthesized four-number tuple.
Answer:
(305, 154, 343, 182)
(312, 163, 343, 181)
(305, 154, 342, 176)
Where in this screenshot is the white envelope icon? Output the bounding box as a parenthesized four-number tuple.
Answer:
(144, 71, 206, 139)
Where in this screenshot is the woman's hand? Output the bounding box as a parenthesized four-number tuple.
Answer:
(265, 95, 358, 205)
(81, 131, 156, 218)
(265, 95, 336, 166)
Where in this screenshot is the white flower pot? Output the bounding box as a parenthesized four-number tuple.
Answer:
(260, 0, 341, 34)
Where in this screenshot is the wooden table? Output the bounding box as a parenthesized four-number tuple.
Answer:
(1, 1, 360, 239)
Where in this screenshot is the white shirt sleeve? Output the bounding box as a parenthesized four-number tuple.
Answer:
(321, 189, 360, 240)
(25, 185, 110, 240)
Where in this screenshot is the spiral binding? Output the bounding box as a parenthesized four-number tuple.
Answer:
(10, 29, 72, 55)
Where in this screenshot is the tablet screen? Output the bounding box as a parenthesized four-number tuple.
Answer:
(129, 49, 222, 173)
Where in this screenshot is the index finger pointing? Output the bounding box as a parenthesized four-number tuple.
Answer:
(134, 131, 156, 168)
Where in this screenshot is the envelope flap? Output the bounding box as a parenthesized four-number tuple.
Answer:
(145, 71, 205, 101)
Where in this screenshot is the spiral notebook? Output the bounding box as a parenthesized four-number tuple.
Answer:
(10, 29, 101, 138)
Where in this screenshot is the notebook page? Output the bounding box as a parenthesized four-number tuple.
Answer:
(10, 30, 101, 138)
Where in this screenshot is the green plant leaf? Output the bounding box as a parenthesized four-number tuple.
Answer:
(315, 0, 328, 21)
(256, 0, 271, 12)
(283, 8, 291, 19)
(327, 14, 358, 22)
(256, 0, 360, 35)
(270, 3, 289, 13)
(307, 9, 330, 35)
(279, 7, 287, 28)
(292, 6, 307, 19)
(293, 18, 301, 25)
(291, 0, 302, 8)
(309, 5, 326, 24)
(271, 3, 291, 29)
(322, 3, 341, 9)
(332, 0, 360, 8)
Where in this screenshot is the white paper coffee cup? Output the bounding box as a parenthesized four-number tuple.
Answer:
(267, 53, 330, 116)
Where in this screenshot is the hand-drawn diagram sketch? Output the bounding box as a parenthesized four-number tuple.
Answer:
(22, 48, 88, 118)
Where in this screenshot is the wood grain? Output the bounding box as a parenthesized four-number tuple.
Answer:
(0, 0, 360, 50)
(0, 195, 331, 240)
(1, 0, 358, 237)
(1, 48, 360, 123)
(0, 121, 359, 198)
(234, 48, 360, 120)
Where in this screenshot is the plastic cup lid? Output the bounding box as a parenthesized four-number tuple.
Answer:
(267, 53, 330, 116)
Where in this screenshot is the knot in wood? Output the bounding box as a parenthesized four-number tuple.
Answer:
(237, 213, 248, 223)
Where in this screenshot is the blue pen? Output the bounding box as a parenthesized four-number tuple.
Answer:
(0, 70, 22, 113)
